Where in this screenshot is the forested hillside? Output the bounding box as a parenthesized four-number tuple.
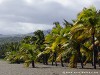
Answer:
(0, 37, 23, 45)
(0, 30, 50, 45)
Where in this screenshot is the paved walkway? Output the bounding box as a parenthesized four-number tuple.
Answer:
(0, 60, 100, 75)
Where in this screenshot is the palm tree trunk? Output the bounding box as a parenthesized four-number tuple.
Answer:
(52, 52, 57, 66)
(80, 58, 83, 68)
(92, 34, 96, 69)
(79, 53, 84, 68)
(69, 54, 77, 68)
(97, 46, 100, 67)
(78, 44, 83, 68)
(43, 55, 45, 65)
(54, 52, 57, 66)
(32, 60, 35, 68)
(61, 55, 64, 67)
(45, 54, 48, 65)
(52, 53, 54, 66)
(42, 54, 48, 65)
(99, 59, 100, 67)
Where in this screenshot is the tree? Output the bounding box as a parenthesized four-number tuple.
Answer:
(73, 6, 100, 69)
(5, 42, 21, 63)
(19, 30, 45, 68)
(19, 43, 39, 68)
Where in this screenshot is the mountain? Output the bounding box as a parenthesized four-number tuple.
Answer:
(0, 29, 51, 45)
(43, 29, 51, 35)
(0, 34, 8, 38)
(0, 36, 23, 45)
(24, 29, 51, 36)
(0, 34, 24, 44)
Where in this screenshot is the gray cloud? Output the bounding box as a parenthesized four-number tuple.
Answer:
(0, 0, 100, 34)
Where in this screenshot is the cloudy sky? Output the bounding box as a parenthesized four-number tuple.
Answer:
(0, 0, 100, 35)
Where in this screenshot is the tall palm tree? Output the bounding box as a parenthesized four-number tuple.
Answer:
(73, 6, 100, 69)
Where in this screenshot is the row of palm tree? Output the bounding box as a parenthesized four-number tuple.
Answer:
(2, 6, 100, 69)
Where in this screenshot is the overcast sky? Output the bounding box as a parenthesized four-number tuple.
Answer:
(0, 0, 100, 35)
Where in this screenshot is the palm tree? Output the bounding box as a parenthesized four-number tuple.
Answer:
(5, 42, 21, 63)
(48, 22, 63, 66)
(33, 30, 48, 64)
(19, 43, 40, 68)
(73, 6, 100, 69)
(19, 30, 45, 68)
